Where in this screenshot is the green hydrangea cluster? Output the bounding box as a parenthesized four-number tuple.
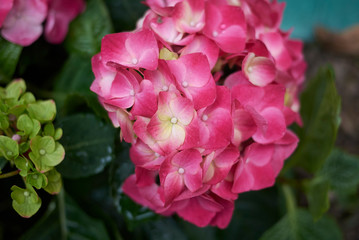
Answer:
(0, 79, 64, 218)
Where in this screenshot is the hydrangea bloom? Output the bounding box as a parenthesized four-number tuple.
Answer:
(0, 0, 85, 46)
(91, 0, 306, 228)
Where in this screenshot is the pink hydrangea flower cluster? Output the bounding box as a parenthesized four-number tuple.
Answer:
(0, 0, 85, 46)
(90, 0, 306, 228)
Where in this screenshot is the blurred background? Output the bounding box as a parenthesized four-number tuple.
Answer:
(283, 1, 359, 239)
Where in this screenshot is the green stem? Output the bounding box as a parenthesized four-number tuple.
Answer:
(282, 184, 298, 235)
(58, 188, 67, 240)
(0, 170, 19, 179)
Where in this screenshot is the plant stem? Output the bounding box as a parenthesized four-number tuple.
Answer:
(0, 170, 19, 179)
(58, 188, 68, 240)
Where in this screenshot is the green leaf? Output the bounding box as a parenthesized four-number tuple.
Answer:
(43, 169, 62, 194)
(260, 209, 343, 240)
(54, 128, 63, 140)
(27, 172, 48, 189)
(306, 177, 330, 220)
(14, 156, 32, 177)
(0, 37, 23, 84)
(0, 135, 19, 160)
(17, 114, 41, 138)
(285, 66, 341, 173)
(20, 193, 111, 240)
(43, 123, 55, 137)
(320, 149, 359, 190)
(20, 92, 36, 104)
(11, 184, 41, 218)
(65, 0, 113, 56)
(27, 100, 57, 123)
(5, 79, 26, 100)
(57, 114, 114, 178)
(0, 112, 9, 130)
(53, 54, 107, 119)
(29, 136, 65, 172)
(17, 114, 34, 136)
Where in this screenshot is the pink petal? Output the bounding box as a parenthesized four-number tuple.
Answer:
(131, 80, 158, 118)
(232, 159, 254, 193)
(144, 60, 176, 95)
(176, 195, 222, 227)
(210, 196, 234, 229)
(180, 35, 219, 69)
(163, 171, 184, 204)
(243, 52, 276, 87)
(130, 139, 164, 170)
(253, 107, 286, 144)
(260, 32, 292, 71)
(244, 143, 274, 167)
(101, 29, 159, 70)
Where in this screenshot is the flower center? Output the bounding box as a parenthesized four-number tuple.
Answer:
(132, 58, 138, 65)
(202, 114, 209, 121)
(170, 117, 178, 124)
(129, 89, 135, 96)
(178, 167, 185, 174)
(162, 85, 169, 91)
(23, 191, 29, 197)
(39, 149, 46, 155)
(212, 31, 219, 37)
(182, 81, 189, 88)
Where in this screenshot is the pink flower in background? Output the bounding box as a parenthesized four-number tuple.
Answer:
(0, 0, 85, 46)
(45, 0, 85, 44)
(0, 0, 13, 28)
(91, 0, 306, 229)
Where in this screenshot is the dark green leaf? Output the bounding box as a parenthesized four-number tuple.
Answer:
(260, 209, 343, 240)
(65, 0, 113, 56)
(320, 149, 359, 190)
(0, 37, 22, 84)
(0, 157, 7, 173)
(306, 177, 330, 220)
(105, 0, 147, 31)
(216, 187, 281, 240)
(57, 114, 115, 178)
(143, 218, 187, 240)
(285, 66, 341, 173)
(20, 193, 111, 240)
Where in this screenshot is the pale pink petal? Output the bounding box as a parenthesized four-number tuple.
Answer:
(173, 0, 205, 33)
(2, 0, 48, 46)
